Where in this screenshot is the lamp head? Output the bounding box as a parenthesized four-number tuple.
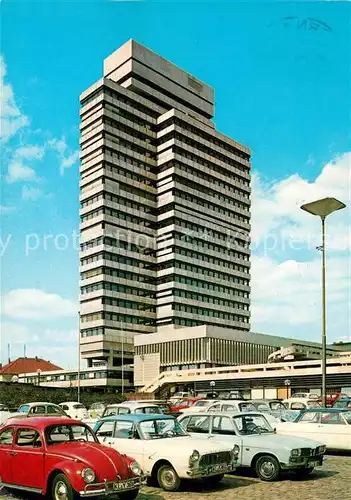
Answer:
(300, 197, 346, 218)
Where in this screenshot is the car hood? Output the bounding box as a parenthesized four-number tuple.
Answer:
(243, 432, 325, 449)
(143, 436, 232, 456)
(46, 442, 132, 480)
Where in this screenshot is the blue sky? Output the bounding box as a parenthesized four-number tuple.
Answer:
(1, 1, 350, 367)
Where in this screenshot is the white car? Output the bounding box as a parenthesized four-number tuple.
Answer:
(0, 405, 10, 425)
(178, 411, 326, 481)
(178, 399, 221, 414)
(93, 414, 239, 491)
(276, 408, 351, 451)
(283, 398, 321, 411)
(59, 401, 88, 419)
(2, 402, 67, 425)
(84, 402, 163, 428)
(290, 393, 319, 400)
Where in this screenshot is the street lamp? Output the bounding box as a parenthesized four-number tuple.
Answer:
(300, 197, 346, 408)
(210, 380, 216, 397)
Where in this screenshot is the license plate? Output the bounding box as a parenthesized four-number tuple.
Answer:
(308, 460, 319, 467)
(207, 463, 227, 474)
(113, 479, 138, 491)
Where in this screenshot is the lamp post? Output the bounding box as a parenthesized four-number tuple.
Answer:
(210, 380, 216, 398)
(300, 197, 346, 408)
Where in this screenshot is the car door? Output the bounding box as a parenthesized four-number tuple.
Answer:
(317, 412, 351, 450)
(10, 427, 45, 490)
(0, 426, 15, 484)
(96, 420, 145, 467)
(210, 416, 242, 460)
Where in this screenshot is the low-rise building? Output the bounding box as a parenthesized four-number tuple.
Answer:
(134, 324, 346, 387)
(0, 357, 62, 382)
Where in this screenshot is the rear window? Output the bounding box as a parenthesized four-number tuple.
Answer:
(73, 404, 85, 409)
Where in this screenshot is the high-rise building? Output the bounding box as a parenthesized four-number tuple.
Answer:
(79, 40, 251, 378)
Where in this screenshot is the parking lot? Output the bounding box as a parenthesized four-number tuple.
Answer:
(1, 454, 350, 500)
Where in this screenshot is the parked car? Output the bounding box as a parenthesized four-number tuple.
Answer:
(94, 414, 239, 491)
(247, 400, 298, 422)
(283, 398, 321, 411)
(0, 417, 145, 499)
(178, 411, 326, 481)
(88, 402, 107, 418)
(169, 392, 191, 402)
(318, 392, 349, 407)
(333, 397, 351, 409)
(290, 392, 319, 400)
(59, 401, 88, 420)
(0, 405, 10, 426)
(128, 400, 179, 416)
(276, 408, 351, 451)
(169, 397, 203, 413)
(177, 399, 221, 414)
(1, 402, 67, 425)
(84, 402, 163, 428)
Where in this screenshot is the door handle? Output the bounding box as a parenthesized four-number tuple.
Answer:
(10, 451, 17, 456)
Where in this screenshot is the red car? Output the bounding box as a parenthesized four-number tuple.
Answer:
(0, 417, 144, 500)
(169, 397, 202, 413)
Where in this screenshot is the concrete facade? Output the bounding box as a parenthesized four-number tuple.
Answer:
(79, 40, 251, 375)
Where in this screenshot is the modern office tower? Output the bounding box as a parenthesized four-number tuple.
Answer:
(79, 40, 251, 376)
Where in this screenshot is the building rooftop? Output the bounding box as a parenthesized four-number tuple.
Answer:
(0, 357, 62, 375)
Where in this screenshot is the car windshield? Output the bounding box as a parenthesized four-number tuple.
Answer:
(307, 401, 321, 408)
(253, 403, 270, 412)
(139, 418, 188, 440)
(194, 400, 211, 407)
(238, 402, 256, 412)
(18, 405, 30, 413)
(45, 424, 97, 444)
(233, 414, 273, 435)
(334, 400, 351, 409)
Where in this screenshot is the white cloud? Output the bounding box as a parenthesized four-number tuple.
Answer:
(7, 159, 37, 183)
(15, 145, 45, 160)
(48, 137, 79, 175)
(251, 152, 351, 251)
(251, 152, 351, 343)
(0, 205, 15, 214)
(2, 289, 78, 320)
(21, 185, 42, 201)
(0, 55, 29, 143)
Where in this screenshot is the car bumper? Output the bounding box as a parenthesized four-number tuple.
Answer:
(80, 476, 146, 497)
(187, 462, 237, 478)
(281, 455, 324, 470)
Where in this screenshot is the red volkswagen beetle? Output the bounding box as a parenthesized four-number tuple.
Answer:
(0, 417, 144, 500)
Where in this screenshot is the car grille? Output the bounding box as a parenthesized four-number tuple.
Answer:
(300, 448, 313, 457)
(199, 451, 232, 467)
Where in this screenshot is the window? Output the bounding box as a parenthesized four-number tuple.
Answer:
(29, 405, 46, 415)
(321, 412, 346, 425)
(291, 403, 305, 410)
(222, 404, 235, 412)
(16, 428, 42, 447)
(114, 421, 134, 439)
(208, 403, 221, 412)
(96, 421, 115, 438)
(47, 405, 65, 415)
(299, 412, 320, 423)
(18, 404, 30, 414)
(212, 417, 236, 436)
(0, 428, 13, 445)
(186, 416, 211, 434)
(117, 407, 130, 415)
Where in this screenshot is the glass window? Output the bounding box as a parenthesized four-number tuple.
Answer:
(47, 405, 64, 415)
(0, 428, 14, 445)
(114, 421, 134, 439)
(18, 405, 30, 413)
(45, 424, 96, 444)
(299, 412, 320, 423)
(321, 412, 346, 425)
(30, 405, 46, 415)
(291, 403, 305, 410)
(117, 407, 130, 415)
(16, 428, 42, 448)
(342, 411, 351, 424)
(222, 404, 235, 412)
(212, 417, 236, 435)
(96, 421, 115, 438)
(186, 416, 211, 433)
(208, 403, 221, 412)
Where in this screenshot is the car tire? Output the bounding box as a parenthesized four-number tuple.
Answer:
(118, 489, 140, 500)
(203, 474, 224, 485)
(255, 455, 281, 482)
(294, 467, 314, 478)
(52, 473, 76, 500)
(157, 464, 181, 491)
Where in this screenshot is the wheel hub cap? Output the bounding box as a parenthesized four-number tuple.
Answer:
(261, 461, 274, 477)
(55, 481, 68, 500)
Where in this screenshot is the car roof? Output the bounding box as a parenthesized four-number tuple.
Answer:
(98, 414, 175, 423)
(4, 417, 82, 429)
(107, 402, 158, 408)
(301, 407, 350, 413)
(179, 411, 264, 418)
(60, 401, 85, 405)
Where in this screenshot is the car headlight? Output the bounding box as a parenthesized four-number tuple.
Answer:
(129, 461, 142, 476)
(317, 445, 326, 454)
(290, 449, 302, 457)
(189, 449, 200, 466)
(82, 468, 95, 483)
(232, 445, 240, 458)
